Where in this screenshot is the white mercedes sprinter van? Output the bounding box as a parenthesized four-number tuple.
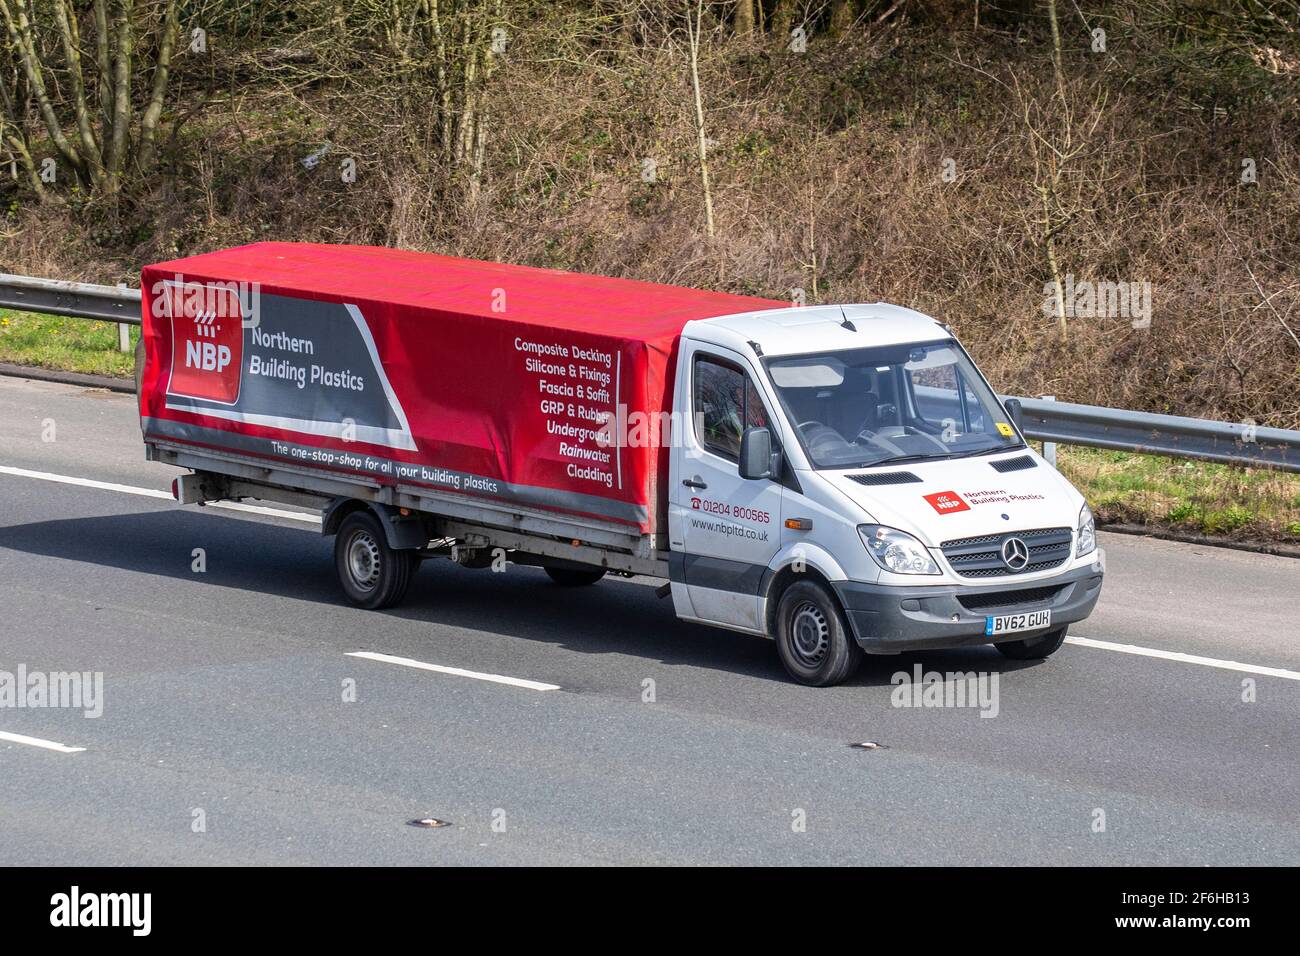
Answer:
(664, 304, 1104, 684)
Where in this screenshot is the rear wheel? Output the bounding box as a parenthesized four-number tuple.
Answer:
(774, 581, 862, 687)
(544, 567, 606, 587)
(995, 626, 1068, 660)
(334, 511, 418, 609)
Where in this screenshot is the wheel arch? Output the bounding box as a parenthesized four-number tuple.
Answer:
(762, 558, 847, 639)
(322, 499, 428, 550)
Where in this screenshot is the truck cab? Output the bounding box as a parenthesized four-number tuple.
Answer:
(666, 304, 1104, 685)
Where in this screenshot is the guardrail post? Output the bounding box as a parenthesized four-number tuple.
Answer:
(1040, 395, 1057, 467)
(116, 282, 131, 352)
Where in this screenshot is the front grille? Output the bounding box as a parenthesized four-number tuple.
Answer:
(990, 454, 1037, 473)
(957, 584, 1067, 612)
(941, 526, 1072, 578)
(847, 471, 922, 486)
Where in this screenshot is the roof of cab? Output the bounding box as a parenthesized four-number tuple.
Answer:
(692, 303, 947, 357)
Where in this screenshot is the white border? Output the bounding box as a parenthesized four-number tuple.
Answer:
(163, 279, 243, 407)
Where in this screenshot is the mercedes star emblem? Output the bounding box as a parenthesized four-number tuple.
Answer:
(1001, 536, 1030, 571)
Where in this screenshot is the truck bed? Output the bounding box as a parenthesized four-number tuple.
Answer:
(139, 243, 781, 540)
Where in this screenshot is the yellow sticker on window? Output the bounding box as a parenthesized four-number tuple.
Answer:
(996, 422, 1014, 437)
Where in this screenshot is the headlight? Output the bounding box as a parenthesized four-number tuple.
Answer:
(1076, 502, 1096, 557)
(859, 524, 940, 575)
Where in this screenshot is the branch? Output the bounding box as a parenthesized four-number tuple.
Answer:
(137, 0, 179, 171)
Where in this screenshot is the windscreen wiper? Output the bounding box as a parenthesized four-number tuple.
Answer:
(946, 443, 1027, 460)
(857, 453, 954, 468)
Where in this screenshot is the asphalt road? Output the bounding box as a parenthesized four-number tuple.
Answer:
(0, 375, 1297, 865)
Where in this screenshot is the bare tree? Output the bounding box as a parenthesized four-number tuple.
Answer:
(1016, 69, 1107, 341)
(0, 26, 43, 196)
(0, 0, 180, 197)
(380, 0, 504, 198)
(685, 0, 715, 239)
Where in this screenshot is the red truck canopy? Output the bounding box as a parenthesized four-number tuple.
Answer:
(140, 242, 785, 533)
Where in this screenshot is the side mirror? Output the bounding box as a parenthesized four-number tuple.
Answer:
(739, 426, 775, 480)
(1003, 398, 1023, 431)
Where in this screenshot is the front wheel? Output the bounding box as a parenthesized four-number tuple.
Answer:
(995, 626, 1068, 660)
(774, 581, 862, 686)
(334, 511, 418, 610)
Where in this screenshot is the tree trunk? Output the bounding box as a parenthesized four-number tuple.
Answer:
(1046, 0, 1065, 100)
(1039, 183, 1068, 340)
(733, 0, 754, 35)
(829, 0, 855, 37)
(771, 0, 795, 40)
(137, 0, 180, 171)
(53, 0, 104, 188)
(687, 0, 716, 240)
(104, 0, 135, 195)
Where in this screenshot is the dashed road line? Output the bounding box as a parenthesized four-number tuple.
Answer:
(346, 651, 561, 692)
(0, 730, 86, 753)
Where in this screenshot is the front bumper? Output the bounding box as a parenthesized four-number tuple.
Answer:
(832, 562, 1103, 654)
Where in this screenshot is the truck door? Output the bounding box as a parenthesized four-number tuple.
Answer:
(670, 343, 784, 631)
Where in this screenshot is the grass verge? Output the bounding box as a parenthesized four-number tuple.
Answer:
(1054, 445, 1300, 545)
(0, 309, 138, 379)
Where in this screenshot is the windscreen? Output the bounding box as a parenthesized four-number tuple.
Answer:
(765, 339, 1021, 469)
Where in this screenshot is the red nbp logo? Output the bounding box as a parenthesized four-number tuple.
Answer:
(924, 491, 970, 514)
(166, 284, 243, 404)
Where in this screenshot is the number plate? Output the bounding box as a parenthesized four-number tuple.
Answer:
(985, 609, 1051, 637)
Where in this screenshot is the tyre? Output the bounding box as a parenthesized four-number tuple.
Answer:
(774, 581, 862, 687)
(995, 625, 1068, 661)
(334, 510, 418, 609)
(544, 566, 606, 587)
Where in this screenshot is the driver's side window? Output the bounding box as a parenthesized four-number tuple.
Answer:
(693, 355, 770, 463)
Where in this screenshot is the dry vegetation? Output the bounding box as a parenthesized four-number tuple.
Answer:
(3, 0, 1298, 427)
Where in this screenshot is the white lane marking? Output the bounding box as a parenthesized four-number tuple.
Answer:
(0, 464, 319, 524)
(0, 464, 170, 499)
(346, 651, 561, 692)
(1066, 636, 1300, 682)
(0, 730, 86, 753)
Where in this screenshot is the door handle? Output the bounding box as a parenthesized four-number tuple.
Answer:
(682, 477, 708, 490)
